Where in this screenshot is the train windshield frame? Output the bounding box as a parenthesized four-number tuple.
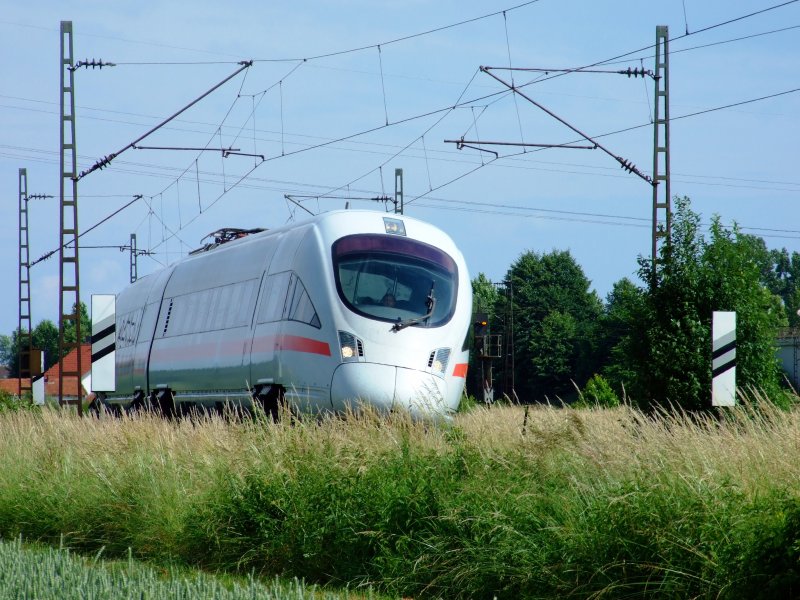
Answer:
(332, 234, 458, 328)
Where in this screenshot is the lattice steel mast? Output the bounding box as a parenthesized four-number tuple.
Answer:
(18, 169, 33, 398)
(394, 168, 404, 215)
(59, 21, 83, 414)
(651, 25, 671, 279)
(130, 233, 138, 283)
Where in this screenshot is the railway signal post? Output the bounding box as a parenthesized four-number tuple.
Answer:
(473, 312, 502, 404)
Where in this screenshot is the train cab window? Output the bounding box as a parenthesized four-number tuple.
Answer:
(332, 234, 458, 327)
(257, 271, 320, 328)
(258, 271, 291, 323)
(286, 274, 321, 328)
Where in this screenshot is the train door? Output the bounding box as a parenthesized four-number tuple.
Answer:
(135, 266, 175, 397)
(249, 226, 331, 413)
(248, 233, 285, 403)
(249, 269, 287, 400)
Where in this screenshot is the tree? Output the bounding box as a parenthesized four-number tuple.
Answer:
(33, 320, 60, 372)
(472, 273, 498, 316)
(751, 242, 800, 328)
(596, 278, 645, 397)
(63, 301, 92, 345)
(0, 334, 12, 369)
(504, 249, 602, 403)
(2, 301, 89, 377)
(606, 197, 786, 410)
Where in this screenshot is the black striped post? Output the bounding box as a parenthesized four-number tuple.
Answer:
(712, 311, 736, 407)
(91, 295, 116, 393)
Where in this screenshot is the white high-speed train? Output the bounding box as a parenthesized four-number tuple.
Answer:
(99, 210, 472, 419)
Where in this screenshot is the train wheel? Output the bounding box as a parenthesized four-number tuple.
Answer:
(89, 393, 122, 418)
(127, 389, 147, 415)
(254, 385, 284, 423)
(155, 388, 177, 419)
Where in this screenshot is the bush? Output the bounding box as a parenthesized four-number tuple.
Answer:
(574, 374, 620, 408)
(0, 390, 36, 413)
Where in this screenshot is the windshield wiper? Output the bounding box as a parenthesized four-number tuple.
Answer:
(392, 281, 436, 332)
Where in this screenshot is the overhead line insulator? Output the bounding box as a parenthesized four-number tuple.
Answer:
(77, 153, 117, 180)
(616, 156, 654, 185)
(618, 66, 654, 79)
(71, 58, 116, 71)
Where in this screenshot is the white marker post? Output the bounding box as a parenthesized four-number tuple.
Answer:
(91, 295, 116, 392)
(32, 350, 45, 405)
(712, 311, 736, 407)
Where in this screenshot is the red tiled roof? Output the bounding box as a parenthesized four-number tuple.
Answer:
(43, 344, 92, 398)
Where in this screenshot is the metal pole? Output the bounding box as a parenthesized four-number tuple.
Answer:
(394, 168, 403, 215)
(18, 169, 32, 398)
(651, 25, 671, 284)
(59, 21, 83, 415)
(130, 233, 138, 283)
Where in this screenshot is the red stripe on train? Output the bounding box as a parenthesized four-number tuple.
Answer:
(250, 334, 331, 357)
(452, 363, 468, 378)
(150, 334, 332, 361)
(278, 334, 331, 356)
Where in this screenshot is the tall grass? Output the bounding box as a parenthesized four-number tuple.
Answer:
(0, 400, 798, 598)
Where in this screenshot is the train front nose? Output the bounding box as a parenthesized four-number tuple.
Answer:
(330, 362, 454, 419)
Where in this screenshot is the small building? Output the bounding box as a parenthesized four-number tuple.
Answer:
(0, 377, 31, 396)
(776, 328, 800, 391)
(42, 344, 92, 403)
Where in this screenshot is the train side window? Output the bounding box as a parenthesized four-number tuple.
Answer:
(181, 295, 196, 335)
(214, 286, 233, 330)
(230, 279, 258, 328)
(225, 281, 247, 328)
(116, 307, 143, 349)
(205, 288, 220, 331)
(138, 302, 160, 343)
(160, 280, 261, 335)
(286, 274, 321, 328)
(258, 271, 292, 323)
(194, 288, 211, 332)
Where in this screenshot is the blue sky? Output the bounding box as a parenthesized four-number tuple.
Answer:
(1, 1, 799, 336)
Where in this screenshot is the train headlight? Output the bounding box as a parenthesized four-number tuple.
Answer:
(338, 331, 364, 361)
(383, 217, 406, 236)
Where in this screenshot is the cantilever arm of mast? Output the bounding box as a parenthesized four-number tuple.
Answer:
(131, 146, 265, 161)
(445, 138, 597, 154)
(132, 145, 240, 153)
(284, 195, 317, 216)
(479, 66, 654, 186)
(77, 60, 254, 180)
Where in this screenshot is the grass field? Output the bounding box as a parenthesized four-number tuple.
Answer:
(0, 535, 379, 599)
(0, 400, 798, 598)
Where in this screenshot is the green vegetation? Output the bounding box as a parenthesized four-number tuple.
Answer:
(0, 390, 37, 414)
(0, 403, 798, 598)
(0, 536, 375, 599)
(501, 248, 603, 403)
(2, 301, 90, 377)
(475, 197, 794, 411)
(617, 197, 787, 409)
(574, 373, 619, 408)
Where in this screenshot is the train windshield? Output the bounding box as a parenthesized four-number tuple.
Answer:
(332, 234, 458, 328)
